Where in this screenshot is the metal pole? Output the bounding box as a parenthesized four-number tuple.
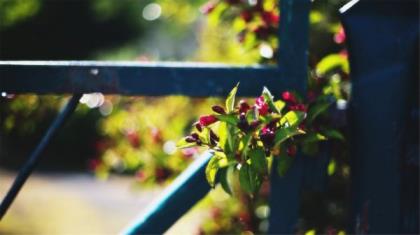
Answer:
(0, 94, 82, 220)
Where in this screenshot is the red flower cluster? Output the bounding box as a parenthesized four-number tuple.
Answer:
(199, 115, 218, 126)
(282, 91, 307, 112)
(200, 0, 279, 43)
(255, 96, 269, 115)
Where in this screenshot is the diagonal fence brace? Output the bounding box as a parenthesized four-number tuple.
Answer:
(0, 94, 82, 220)
(121, 151, 212, 234)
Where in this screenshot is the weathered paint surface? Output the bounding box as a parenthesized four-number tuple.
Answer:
(0, 61, 290, 97)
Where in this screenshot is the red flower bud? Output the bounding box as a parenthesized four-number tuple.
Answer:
(135, 170, 146, 182)
(237, 113, 250, 132)
(290, 104, 307, 112)
(155, 167, 171, 183)
(238, 99, 251, 114)
(210, 137, 217, 146)
(260, 126, 275, 146)
(255, 96, 269, 116)
(282, 91, 297, 104)
(253, 25, 271, 39)
(185, 136, 197, 143)
(151, 128, 163, 144)
(194, 122, 203, 132)
(212, 105, 226, 114)
(181, 147, 198, 159)
(261, 11, 279, 25)
(334, 26, 346, 44)
(191, 133, 199, 140)
(199, 115, 217, 126)
(209, 129, 219, 142)
(127, 132, 140, 148)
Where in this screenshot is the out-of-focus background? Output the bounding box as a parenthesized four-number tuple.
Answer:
(0, 0, 351, 234)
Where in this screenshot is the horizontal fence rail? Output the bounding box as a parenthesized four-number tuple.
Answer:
(0, 61, 291, 97)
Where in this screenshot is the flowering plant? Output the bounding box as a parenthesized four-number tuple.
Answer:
(178, 84, 344, 194)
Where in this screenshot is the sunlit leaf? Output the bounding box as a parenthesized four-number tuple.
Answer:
(199, 127, 211, 144)
(262, 86, 280, 114)
(274, 100, 286, 113)
(328, 159, 336, 176)
(215, 114, 238, 125)
(280, 111, 306, 127)
(240, 133, 252, 157)
(302, 132, 327, 143)
(310, 11, 324, 24)
(227, 124, 238, 156)
(206, 153, 228, 188)
(218, 122, 229, 151)
(316, 54, 349, 76)
(176, 138, 197, 149)
(225, 83, 239, 113)
(274, 127, 305, 146)
(305, 229, 316, 235)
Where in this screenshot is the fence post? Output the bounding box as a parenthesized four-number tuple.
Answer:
(268, 0, 310, 233)
(341, 0, 419, 233)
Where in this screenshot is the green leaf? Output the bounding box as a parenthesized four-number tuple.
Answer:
(316, 54, 349, 76)
(249, 147, 267, 173)
(262, 87, 280, 114)
(218, 122, 229, 152)
(198, 127, 210, 145)
(277, 155, 294, 177)
(328, 159, 336, 176)
(226, 83, 239, 113)
(274, 100, 286, 113)
(274, 127, 306, 146)
(215, 114, 238, 125)
(176, 138, 197, 149)
(240, 133, 252, 157)
(226, 124, 238, 156)
(280, 111, 306, 127)
(218, 167, 232, 195)
(239, 163, 261, 193)
(205, 153, 228, 188)
(307, 101, 332, 124)
(323, 129, 345, 141)
(302, 132, 327, 144)
(206, 156, 219, 188)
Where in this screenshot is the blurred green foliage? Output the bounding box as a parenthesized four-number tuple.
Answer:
(0, 0, 40, 28)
